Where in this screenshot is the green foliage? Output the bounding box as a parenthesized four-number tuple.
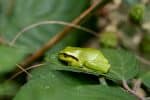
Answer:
(140, 33, 150, 53)
(0, 0, 90, 99)
(141, 71, 150, 89)
(14, 65, 136, 100)
(0, 0, 149, 99)
(0, 45, 28, 74)
(99, 32, 118, 48)
(0, 0, 89, 52)
(102, 49, 139, 81)
(129, 4, 145, 24)
(0, 81, 19, 97)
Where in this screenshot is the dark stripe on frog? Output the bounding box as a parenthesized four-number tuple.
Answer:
(60, 53, 79, 61)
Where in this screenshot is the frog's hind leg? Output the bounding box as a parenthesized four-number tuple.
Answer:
(85, 61, 110, 74)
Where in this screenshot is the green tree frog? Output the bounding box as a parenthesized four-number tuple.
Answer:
(58, 46, 110, 73)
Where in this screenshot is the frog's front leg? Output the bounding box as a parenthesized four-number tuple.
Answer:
(84, 60, 110, 74)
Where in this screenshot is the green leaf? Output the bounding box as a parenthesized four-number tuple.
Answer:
(102, 49, 139, 81)
(0, 81, 19, 97)
(14, 65, 136, 100)
(141, 71, 150, 88)
(0, 45, 28, 74)
(28, 64, 98, 84)
(0, 0, 89, 52)
(47, 49, 139, 81)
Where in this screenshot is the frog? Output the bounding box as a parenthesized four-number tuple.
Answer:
(58, 46, 110, 73)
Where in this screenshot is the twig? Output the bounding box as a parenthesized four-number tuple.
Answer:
(8, 63, 45, 80)
(17, 0, 102, 67)
(99, 77, 107, 85)
(122, 80, 145, 100)
(9, 21, 98, 46)
(133, 79, 142, 92)
(16, 64, 32, 78)
(136, 55, 150, 66)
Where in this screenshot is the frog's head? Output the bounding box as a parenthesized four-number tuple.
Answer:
(58, 47, 81, 66)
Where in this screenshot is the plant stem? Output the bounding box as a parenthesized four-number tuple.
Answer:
(19, 0, 103, 68)
(122, 80, 145, 100)
(10, 21, 98, 45)
(99, 77, 107, 85)
(8, 63, 45, 81)
(133, 79, 142, 91)
(136, 55, 150, 66)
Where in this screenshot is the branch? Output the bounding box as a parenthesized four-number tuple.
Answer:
(122, 80, 145, 100)
(8, 63, 45, 81)
(16, 64, 32, 78)
(132, 79, 142, 92)
(10, 21, 98, 45)
(18, 0, 103, 67)
(136, 55, 150, 66)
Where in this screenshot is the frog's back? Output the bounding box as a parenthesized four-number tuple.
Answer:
(81, 48, 101, 60)
(81, 48, 108, 63)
